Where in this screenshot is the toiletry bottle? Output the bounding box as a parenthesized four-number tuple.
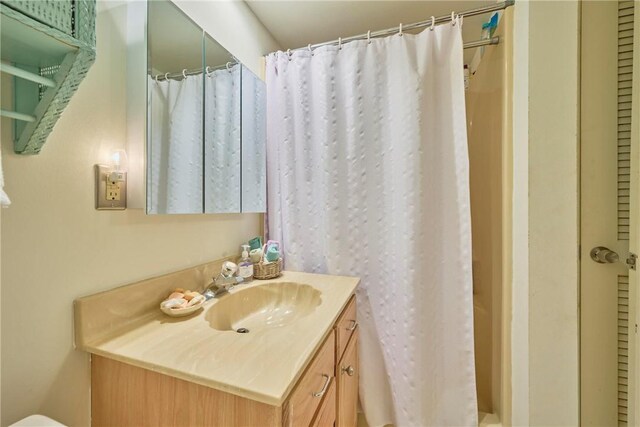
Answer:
(464, 65, 470, 90)
(238, 244, 254, 282)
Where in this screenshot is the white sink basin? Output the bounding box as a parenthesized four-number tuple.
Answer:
(206, 282, 322, 332)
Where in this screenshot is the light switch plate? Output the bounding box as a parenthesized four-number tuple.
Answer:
(95, 164, 127, 210)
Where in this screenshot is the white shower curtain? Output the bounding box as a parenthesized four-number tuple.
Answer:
(148, 75, 203, 214)
(266, 21, 477, 427)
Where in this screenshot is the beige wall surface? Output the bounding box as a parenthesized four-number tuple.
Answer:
(0, 1, 279, 426)
(174, 0, 279, 79)
(466, 19, 506, 415)
(527, 1, 581, 425)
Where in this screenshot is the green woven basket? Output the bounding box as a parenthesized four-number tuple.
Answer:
(3, 0, 74, 35)
(1, 0, 96, 154)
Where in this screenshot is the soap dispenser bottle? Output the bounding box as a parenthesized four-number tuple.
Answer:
(238, 244, 254, 282)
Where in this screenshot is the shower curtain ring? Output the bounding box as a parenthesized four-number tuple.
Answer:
(399, 23, 403, 36)
(154, 74, 159, 83)
(205, 66, 211, 77)
(451, 12, 456, 25)
(182, 69, 187, 78)
(367, 30, 371, 43)
(430, 16, 435, 31)
(338, 37, 342, 50)
(226, 62, 232, 72)
(459, 15, 464, 27)
(164, 72, 169, 80)
(287, 49, 292, 60)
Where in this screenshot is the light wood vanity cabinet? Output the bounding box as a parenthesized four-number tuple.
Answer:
(311, 379, 336, 427)
(91, 295, 358, 427)
(284, 330, 336, 427)
(337, 329, 359, 427)
(334, 296, 359, 427)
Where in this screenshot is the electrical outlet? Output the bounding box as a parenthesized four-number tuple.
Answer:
(95, 165, 126, 210)
(106, 181, 121, 201)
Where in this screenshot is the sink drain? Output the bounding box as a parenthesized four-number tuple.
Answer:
(236, 327, 250, 334)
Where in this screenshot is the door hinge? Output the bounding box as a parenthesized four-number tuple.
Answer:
(627, 252, 637, 270)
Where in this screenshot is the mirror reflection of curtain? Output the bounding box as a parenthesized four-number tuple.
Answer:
(148, 75, 203, 214)
(241, 65, 267, 212)
(204, 64, 241, 213)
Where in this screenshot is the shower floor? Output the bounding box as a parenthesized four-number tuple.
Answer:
(479, 412, 501, 427)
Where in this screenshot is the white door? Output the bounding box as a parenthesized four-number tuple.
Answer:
(581, 1, 640, 426)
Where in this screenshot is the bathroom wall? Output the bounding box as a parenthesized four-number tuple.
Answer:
(0, 133, 3, 424)
(527, 2, 580, 425)
(510, 1, 581, 425)
(511, 1, 529, 423)
(527, 2, 580, 424)
(0, 2, 280, 426)
(465, 12, 508, 416)
(173, 0, 272, 79)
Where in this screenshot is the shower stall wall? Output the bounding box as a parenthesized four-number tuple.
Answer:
(465, 8, 513, 426)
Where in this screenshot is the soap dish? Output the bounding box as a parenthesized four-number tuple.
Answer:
(160, 299, 205, 317)
(161, 304, 203, 317)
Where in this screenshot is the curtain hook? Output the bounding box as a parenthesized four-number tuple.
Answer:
(338, 37, 342, 50)
(398, 23, 403, 36)
(182, 69, 187, 78)
(430, 16, 435, 31)
(367, 30, 371, 44)
(451, 11, 456, 26)
(164, 72, 169, 81)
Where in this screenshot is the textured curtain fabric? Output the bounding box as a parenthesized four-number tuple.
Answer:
(148, 75, 203, 214)
(266, 22, 477, 427)
(204, 65, 241, 213)
(241, 65, 267, 212)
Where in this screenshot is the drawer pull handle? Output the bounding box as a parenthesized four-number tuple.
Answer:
(342, 365, 355, 376)
(346, 320, 358, 331)
(313, 374, 331, 397)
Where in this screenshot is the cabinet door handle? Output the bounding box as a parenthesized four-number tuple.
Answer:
(312, 374, 331, 397)
(346, 320, 358, 331)
(342, 365, 355, 376)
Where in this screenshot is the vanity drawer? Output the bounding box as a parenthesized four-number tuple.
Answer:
(337, 329, 359, 427)
(311, 378, 336, 427)
(335, 295, 357, 361)
(283, 330, 335, 427)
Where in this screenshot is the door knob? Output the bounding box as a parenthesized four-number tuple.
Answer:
(342, 365, 355, 376)
(590, 246, 619, 264)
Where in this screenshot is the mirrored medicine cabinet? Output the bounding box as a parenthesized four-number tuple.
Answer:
(146, 0, 266, 214)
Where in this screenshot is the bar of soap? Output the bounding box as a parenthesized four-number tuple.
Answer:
(183, 291, 199, 301)
(187, 295, 205, 307)
(161, 298, 186, 309)
(168, 292, 184, 300)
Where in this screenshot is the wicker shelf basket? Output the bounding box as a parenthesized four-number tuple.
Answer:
(254, 258, 282, 280)
(1, 0, 96, 154)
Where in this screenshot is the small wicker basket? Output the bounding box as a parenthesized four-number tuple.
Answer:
(254, 258, 282, 280)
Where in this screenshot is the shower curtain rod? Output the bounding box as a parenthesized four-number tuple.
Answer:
(154, 61, 238, 82)
(290, 0, 514, 52)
